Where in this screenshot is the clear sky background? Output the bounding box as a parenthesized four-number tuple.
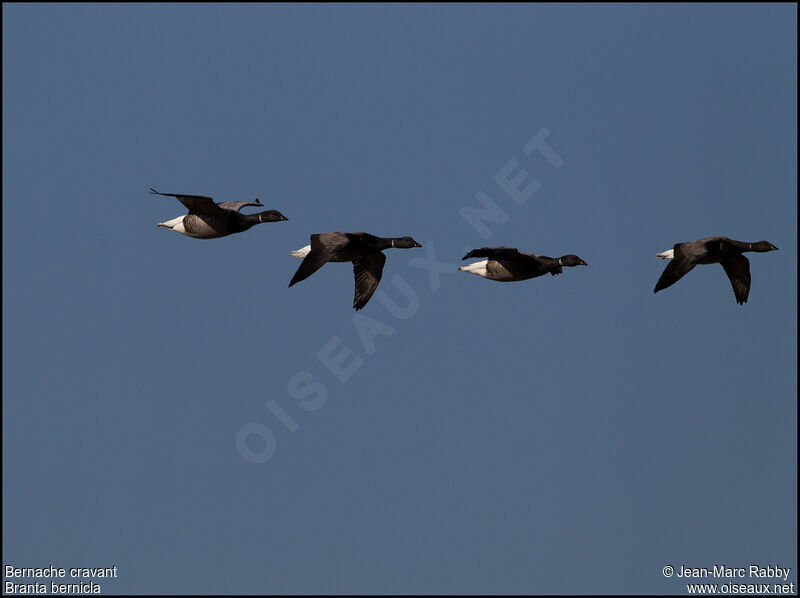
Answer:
(3, 4, 796, 595)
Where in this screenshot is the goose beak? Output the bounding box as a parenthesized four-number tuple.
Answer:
(770, 243, 779, 251)
(414, 242, 422, 248)
(580, 259, 588, 266)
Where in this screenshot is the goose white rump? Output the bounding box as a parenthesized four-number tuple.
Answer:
(157, 215, 188, 235)
(290, 245, 311, 259)
(459, 260, 490, 278)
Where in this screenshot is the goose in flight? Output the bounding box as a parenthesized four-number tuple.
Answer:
(460, 246, 587, 282)
(150, 188, 287, 239)
(654, 236, 778, 304)
(289, 232, 422, 310)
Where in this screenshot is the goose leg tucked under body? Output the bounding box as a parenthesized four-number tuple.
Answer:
(656, 249, 674, 259)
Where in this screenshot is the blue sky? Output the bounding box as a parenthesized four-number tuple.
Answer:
(2, 4, 796, 594)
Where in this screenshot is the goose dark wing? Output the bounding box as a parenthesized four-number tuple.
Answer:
(654, 244, 697, 294)
(217, 200, 263, 213)
(720, 255, 751, 305)
(149, 188, 224, 216)
(462, 246, 521, 260)
(352, 253, 386, 311)
(288, 234, 347, 287)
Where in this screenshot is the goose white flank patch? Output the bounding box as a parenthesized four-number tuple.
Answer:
(150, 188, 287, 239)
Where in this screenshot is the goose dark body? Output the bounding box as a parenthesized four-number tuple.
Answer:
(289, 232, 422, 310)
(654, 236, 778, 304)
(150, 188, 287, 239)
(460, 246, 587, 282)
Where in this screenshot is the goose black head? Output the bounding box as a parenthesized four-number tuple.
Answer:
(752, 241, 778, 252)
(257, 210, 289, 223)
(560, 254, 588, 267)
(393, 236, 422, 249)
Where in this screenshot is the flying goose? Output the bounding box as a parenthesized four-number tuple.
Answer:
(150, 188, 287, 239)
(289, 232, 422, 310)
(460, 246, 587, 282)
(654, 236, 778, 304)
